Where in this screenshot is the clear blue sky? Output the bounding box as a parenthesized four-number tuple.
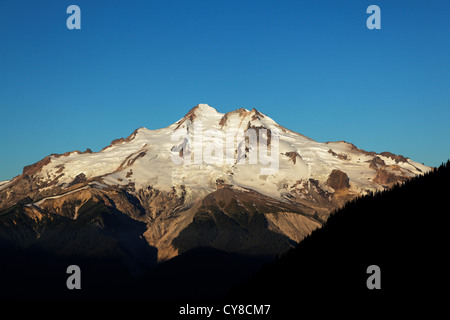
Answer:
(0, 0, 449, 180)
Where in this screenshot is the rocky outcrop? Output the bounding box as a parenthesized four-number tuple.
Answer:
(380, 151, 408, 163)
(219, 107, 264, 128)
(0, 167, 64, 212)
(368, 156, 386, 170)
(250, 108, 265, 120)
(100, 128, 141, 151)
(284, 152, 302, 164)
(117, 151, 147, 171)
(265, 212, 321, 243)
(219, 113, 229, 127)
(245, 122, 272, 146)
(327, 149, 348, 161)
(373, 169, 408, 186)
(174, 104, 209, 130)
(283, 179, 335, 220)
(68, 173, 87, 187)
(22, 156, 51, 177)
(219, 108, 247, 127)
(326, 170, 350, 190)
(32, 187, 95, 219)
(133, 185, 187, 221)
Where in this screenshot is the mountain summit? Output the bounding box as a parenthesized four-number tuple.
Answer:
(0, 104, 430, 262)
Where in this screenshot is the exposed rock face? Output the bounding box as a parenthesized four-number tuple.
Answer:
(265, 212, 321, 243)
(23, 157, 51, 176)
(246, 123, 272, 146)
(174, 104, 215, 130)
(380, 151, 408, 163)
(326, 170, 350, 190)
(368, 156, 386, 169)
(284, 152, 302, 164)
(219, 113, 229, 127)
(100, 128, 142, 151)
(373, 169, 408, 185)
(32, 187, 94, 219)
(220, 108, 247, 127)
(69, 173, 87, 187)
(327, 149, 348, 161)
(172, 185, 321, 257)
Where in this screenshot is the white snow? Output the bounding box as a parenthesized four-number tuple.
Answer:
(27, 104, 431, 202)
(0, 180, 10, 191)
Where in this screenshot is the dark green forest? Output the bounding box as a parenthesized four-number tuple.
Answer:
(228, 160, 450, 312)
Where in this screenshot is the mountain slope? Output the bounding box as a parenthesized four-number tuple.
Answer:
(172, 184, 321, 256)
(0, 104, 431, 265)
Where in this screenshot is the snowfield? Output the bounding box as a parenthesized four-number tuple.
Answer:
(30, 104, 429, 202)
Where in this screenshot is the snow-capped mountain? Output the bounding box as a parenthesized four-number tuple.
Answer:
(0, 104, 430, 262)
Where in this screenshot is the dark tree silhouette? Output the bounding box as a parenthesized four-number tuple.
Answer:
(228, 160, 450, 314)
